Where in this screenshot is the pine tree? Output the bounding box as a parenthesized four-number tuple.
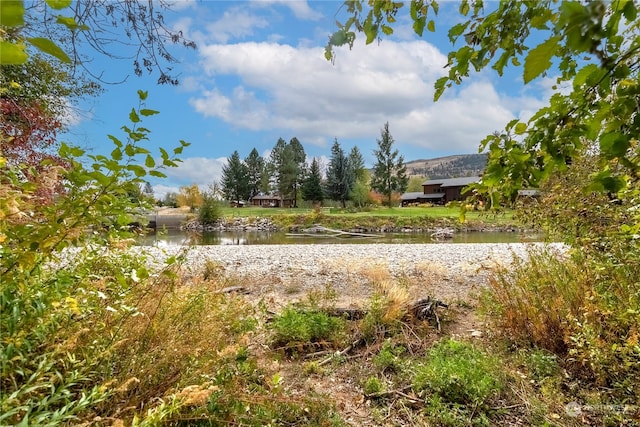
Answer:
(245, 148, 264, 200)
(326, 138, 354, 208)
(221, 150, 249, 203)
(371, 122, 408, 206)
(302, 157, 324, 205)
(348, 146, 367, 182)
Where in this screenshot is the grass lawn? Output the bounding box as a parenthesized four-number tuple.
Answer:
(219, 205, 514, 225)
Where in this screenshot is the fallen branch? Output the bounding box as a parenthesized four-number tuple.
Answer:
(287, 225, 383, 239)
(365, 385, 420, 404)
(318, 339, 363, 366)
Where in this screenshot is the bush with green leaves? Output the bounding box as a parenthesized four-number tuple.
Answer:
(0, 91, 185, 425)
(198, 192, 222, 225)
(269, 307, 346, 353)
(413, 339, 504, 426)
(373, 339, 406, 373)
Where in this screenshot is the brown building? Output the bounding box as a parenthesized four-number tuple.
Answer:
(401, 176, 481, 206)
(251, 194, 295, 208)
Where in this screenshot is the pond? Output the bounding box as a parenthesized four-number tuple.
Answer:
(138, 229, 544, 246)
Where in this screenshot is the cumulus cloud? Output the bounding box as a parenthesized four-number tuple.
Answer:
(205, 7, 270, 43)
(190, 39, 453, 145)
(187, 21, 546, 157)
(160, 156, 227, 189)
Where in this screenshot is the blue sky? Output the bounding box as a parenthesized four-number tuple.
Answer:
(64, 1, 555, 198)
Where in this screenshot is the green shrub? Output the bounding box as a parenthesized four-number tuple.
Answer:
(269, 307, 346, 352)
(373, 340, 406, 373)
(0, 92, 186, 426)
(198, 193, 222, 225)
(522, 349, 561, 382)
(413, 339, 504, 425)
(363, 376, 385, 396)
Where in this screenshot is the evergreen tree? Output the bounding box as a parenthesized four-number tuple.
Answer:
(326, 138, 354, 208)
(287, 137, 306, 207)
(220, 150, 249, 203)
(302, 157, 324, 205)
(267, 138, 287, 195)
(371, 122, 408, 206)
(245, 148, 264, 200)
(348, 146, 367, 182)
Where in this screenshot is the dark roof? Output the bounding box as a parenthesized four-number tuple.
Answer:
(401, 192, 446, 201)
(252, 194, 286, 200)
(421, 176, 481, 187)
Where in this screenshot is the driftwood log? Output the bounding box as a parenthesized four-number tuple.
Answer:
(326, 296, 448, 331)
(287, 225, 382, 239)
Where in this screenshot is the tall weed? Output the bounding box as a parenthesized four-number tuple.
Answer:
(483, 246, 640, 400)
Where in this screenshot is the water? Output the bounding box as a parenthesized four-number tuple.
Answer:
(138, 229, 543, 246)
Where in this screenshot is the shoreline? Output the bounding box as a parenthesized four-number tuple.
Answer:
(132, 242, 566, 308)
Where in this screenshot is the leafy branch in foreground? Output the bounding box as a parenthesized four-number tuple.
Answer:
(0, 91, 187, 425)
(327, 0, 640, 214)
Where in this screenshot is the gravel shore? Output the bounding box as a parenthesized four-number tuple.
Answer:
(132, 242, 566, 308)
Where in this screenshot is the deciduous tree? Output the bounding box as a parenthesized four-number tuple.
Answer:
(177, 183, 203, 212)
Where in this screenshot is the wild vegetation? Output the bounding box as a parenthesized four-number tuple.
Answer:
(2, 0, 640, 426)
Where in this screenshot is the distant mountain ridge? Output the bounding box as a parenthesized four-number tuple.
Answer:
(404, 154, 488, 179)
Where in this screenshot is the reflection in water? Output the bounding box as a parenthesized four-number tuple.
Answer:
(138, 230, 544, 246)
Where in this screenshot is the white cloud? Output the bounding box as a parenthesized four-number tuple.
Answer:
(188, 34, 546, 157)
(251, 0, 323, 20)
(161, 156, 227, 189)
(206, 7, 270, 43)
(152, 184, 180, 200)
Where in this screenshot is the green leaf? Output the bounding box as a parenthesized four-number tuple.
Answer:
(514, 122, 527, 135)
(459, 0, 470, 16)
(111, 148, 122, 161)
(0, 0, 25, 27)
(46, 0, 71, 9)
(622, 0, 637, 21)
(149, 170, 166, 178)
(589, 170, 626, 193)
(127, 165, 147, 177)
(523, 36, 559, 84)
(600, 132, 629, 158)
(27, 37, 71, 63)
(0, 41, 28, 64)
(413, 16, 426, 36)
(159, 147, 169, 160)
(140, 109, 159, 117)
(129, 108, 140, 123)
(56, 15, 89, 31)
(573, 64, 600, 88)
(145, 155, 155, 168)
(69, 146, 85, 157)
(174, 146, 184, 155)
(125, 144, 135, 157)
(448, 22, 469, 43)
(433, 76, 448, 101)
(108, 135, 123, 147)
(427, 19, 435, 33)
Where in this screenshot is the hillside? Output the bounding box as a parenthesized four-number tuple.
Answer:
(404, 153, 487, 178)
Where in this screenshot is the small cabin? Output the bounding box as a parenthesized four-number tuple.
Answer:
(251, 194, 295, 208)
(401, 176, 481, 206)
